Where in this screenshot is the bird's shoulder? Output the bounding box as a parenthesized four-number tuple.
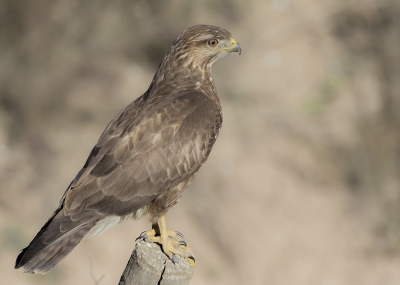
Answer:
(63, 91, 221, 216)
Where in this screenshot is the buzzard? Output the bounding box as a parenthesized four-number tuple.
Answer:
(15, 24, 241, 274)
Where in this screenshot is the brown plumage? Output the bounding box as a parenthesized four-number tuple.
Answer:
(15, 24, 241, 274)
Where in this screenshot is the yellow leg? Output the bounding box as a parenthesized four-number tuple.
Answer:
(158, 215, 181, 258)
(140, 215, 195, 265)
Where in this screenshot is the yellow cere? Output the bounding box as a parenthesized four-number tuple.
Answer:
(219, 38, 237, 52)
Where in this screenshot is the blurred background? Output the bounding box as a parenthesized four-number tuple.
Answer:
(1, 0, 400, 284)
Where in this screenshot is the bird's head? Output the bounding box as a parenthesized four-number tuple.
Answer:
(170, 25, 241, 69)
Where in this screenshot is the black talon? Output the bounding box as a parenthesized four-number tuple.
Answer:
(135, 231, 148, 242)
(187, 253, 195, 263)
(175, 231, 185, 241)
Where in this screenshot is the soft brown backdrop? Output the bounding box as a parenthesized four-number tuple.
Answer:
(2, 0, 400, 284)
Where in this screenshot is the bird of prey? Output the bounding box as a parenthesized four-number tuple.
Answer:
(15, 24, 241, 274)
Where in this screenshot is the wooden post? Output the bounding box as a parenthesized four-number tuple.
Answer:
(118, 239, 195, 285)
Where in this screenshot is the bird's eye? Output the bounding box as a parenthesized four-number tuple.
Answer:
(208, 39, 218, 47)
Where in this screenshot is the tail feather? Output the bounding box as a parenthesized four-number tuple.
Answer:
(15, 207, 96, 274)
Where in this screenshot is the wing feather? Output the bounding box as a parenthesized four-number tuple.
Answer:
(63, 92, 221, 219)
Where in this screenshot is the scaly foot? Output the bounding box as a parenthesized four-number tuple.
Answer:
(136, 216, 195, 265)
(137, 229, 185, 243)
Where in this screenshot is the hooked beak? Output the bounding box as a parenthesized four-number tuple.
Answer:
(229, 38, 242, 55)
(220, 38, 242, 55)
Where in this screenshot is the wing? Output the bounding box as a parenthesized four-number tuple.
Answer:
(63, 91, 222, 220)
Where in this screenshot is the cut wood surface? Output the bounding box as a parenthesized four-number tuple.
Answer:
(118, 240, 195, 285)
